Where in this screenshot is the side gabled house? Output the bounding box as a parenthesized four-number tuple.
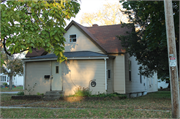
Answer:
(23, 20, 158, 97)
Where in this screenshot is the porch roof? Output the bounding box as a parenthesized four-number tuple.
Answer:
(23, 51, 108, 61)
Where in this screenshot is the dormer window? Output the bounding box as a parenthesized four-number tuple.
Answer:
(69, 34, 76, 42)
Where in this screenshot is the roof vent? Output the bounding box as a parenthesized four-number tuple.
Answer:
(92, 24, 98, 27)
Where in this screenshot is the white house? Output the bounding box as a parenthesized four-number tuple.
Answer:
(22, 20, 158, 97)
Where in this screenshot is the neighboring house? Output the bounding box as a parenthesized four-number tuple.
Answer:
(13, 75, 24, 86)
(158, 80, 168, 89)
(0, 73, 9, 85)
(23, 20, 158, 97)
(0, 73, 24, 86)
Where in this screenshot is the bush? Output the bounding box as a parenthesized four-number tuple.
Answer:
(3, 83, 7, 86)
(37, 92, 44, 96)
(73, 86, 92, 97)
(17, 91, 24, 95)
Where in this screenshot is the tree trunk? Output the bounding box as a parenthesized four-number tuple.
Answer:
(9, 75, 13, 90)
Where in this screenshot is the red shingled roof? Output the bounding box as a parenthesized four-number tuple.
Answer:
(25, 48, 47, 57)
(85, 24, 132, 53)
(26, 20, 132, 57)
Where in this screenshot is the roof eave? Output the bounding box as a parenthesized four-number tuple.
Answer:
(22, 56, 109, 62)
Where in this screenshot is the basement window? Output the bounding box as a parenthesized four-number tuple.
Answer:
(69, 34, 76, 42)
(56, 66, 59, 74)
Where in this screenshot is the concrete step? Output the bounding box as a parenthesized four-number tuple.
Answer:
(45, 91, 63, 95)
(43, 91, 64, 101)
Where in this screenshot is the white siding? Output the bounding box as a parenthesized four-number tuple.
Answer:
(126, 56, 146, 93)
(63, 25, 104, 54)
(13, 75, 24, 86)
(25, 61, 51, 95)
(62, 59, 105, 95)
(125, 55, 158, 94)
(113, 54, 126, 94)
(107, 58, 114, 94)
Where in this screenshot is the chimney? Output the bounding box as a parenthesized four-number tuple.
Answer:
(92, 24, 98, 27)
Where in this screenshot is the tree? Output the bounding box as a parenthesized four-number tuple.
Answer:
(1, 53, 23, 90)
(118, 1, 179, 80)
(1, 0, 80, 63)
(80, 3, 129, 26)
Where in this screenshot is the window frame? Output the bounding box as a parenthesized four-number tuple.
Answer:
(0, 76, 6, 81)
(56, 66, 59, 74)
(129, 60, 131, 81)
(69, 34, 77, 43)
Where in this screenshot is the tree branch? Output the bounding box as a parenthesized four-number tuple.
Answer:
(3, 38, 11, 56)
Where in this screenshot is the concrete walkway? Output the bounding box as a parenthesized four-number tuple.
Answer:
(0, 106, 171, 112)
(0, 92, 19, 94)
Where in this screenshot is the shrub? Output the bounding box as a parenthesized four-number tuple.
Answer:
(73, 86, 92, 97)
(17, 91, 24, 95)
(37, 92, 44, 96)
(3, 83, 7, 86)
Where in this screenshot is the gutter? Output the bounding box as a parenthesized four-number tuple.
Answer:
(22, 57, 109, 62)
(104, 58, 108, 92)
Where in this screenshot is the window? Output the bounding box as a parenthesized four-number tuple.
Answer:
(69, 34, 76, 42)
(140, 74, 142, 83)
(108, 70, 110, 78)
(56, 66, 59, 74)
(140, 69, 142, 84)
(0, 76, 6, 81)
(129, 61, 131, 81)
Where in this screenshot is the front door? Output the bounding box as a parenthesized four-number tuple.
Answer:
(52, 61, 62, 91)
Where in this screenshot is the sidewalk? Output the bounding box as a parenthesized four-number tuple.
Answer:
(0, 105, 171, 112)
(0, 92, 19, 94)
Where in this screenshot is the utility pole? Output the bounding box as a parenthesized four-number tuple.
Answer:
(164, 0, 180, 118)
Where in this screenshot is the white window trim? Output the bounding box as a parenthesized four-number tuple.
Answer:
(69, 34, 77, 43)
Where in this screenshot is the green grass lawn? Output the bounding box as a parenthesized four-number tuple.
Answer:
(0, 91, 172, 118)
(0, 86, 23, 92)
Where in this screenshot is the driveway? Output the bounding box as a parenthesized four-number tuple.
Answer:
(0, 92, 19, 94)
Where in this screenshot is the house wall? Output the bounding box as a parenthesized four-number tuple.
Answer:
(63, 25, 104, 54)
(125, 55, 158, 97)
(125, 56, 147, 94)
(13, 75, 24, 86)
(107, 58, 114, 94)
(62, 59, 105, 95)
(0, 74, 9, 85)
(145, 73, 158, 93)
(109, 54, 126, 94)
(24, 61, 51, 95)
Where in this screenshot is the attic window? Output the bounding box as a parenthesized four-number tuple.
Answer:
(69, 34, 76, 42)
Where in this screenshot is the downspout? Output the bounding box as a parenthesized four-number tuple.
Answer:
(104, 58, 107, 92)
(23, 62, 25, 90)
(50, 61, 52, 91)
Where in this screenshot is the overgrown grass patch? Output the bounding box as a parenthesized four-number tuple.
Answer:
(0, 94, 41, 106)
(25, 91, 171, 110)
(1, 108, 171, 118)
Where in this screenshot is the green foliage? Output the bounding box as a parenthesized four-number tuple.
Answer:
(90, 93, 126, 98)
(17, 91, 24, 96)
(37, 92, 44, 96)
(3, 83, 7, 86)
(1, 0, 80, 63)
(73, 86, 92, 97)
(119, 1, 179, 80)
